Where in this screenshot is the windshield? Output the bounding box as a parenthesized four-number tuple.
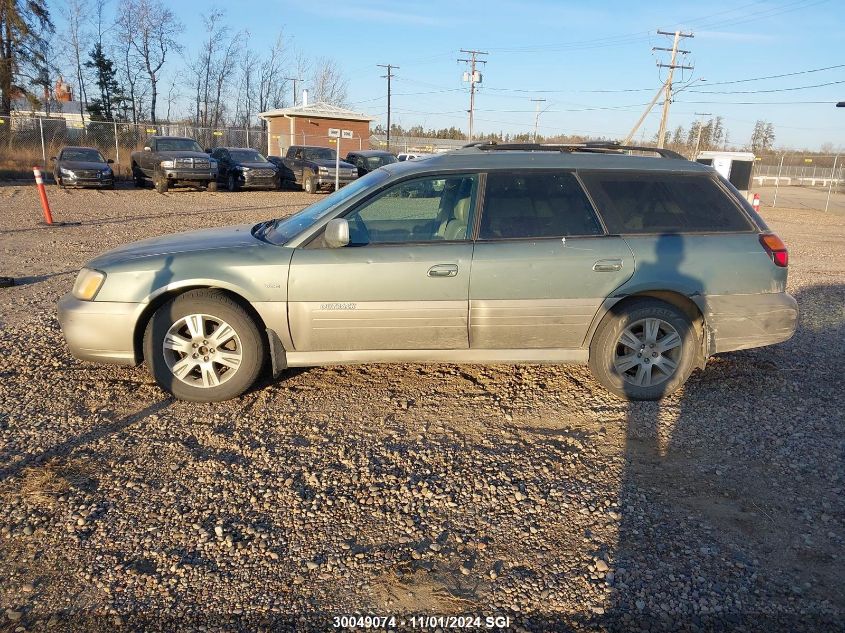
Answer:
(61, 148, 105, 162)
(156, 138, 204, 152)
(304, 148, 336, 161)
(261, 170, 391, 245)
(366, 154, 397, 169)
(230, 149, 266, 163)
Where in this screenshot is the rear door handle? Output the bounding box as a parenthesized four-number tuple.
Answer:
(593, 259, 623, 272)
(428, 264, 458, 278)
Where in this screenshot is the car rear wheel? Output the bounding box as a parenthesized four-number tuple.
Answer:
(588, 298, 698, 401)
(144, 289, 266, 402)
(227, 173, 239, 192)
(133, 168, 145, 188)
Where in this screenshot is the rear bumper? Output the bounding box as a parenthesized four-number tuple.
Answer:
(704, 292, 799, 353)
(57, 294, 139, 365)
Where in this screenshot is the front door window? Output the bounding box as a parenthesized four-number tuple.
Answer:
(343, 174, 478, 245)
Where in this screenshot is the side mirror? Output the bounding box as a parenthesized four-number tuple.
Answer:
(107, 159, 114, 164)
(143, 146, 151, 152)
(324, 218, 350, 248)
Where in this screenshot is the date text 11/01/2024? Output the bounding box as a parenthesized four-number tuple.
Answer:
(333, 615, 513, 629)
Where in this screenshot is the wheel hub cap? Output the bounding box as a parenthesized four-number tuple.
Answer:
(163, 314, 242, 389)
(613, 317, 683, 388)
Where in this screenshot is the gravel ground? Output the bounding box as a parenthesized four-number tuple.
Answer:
(0, 182, 843, 632)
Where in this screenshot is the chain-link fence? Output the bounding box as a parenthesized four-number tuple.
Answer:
(751, 153, 843, 213)
(0, 115, 270, 179)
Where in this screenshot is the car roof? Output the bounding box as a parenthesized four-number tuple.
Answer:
(378, 145, 712, 175)
(60, 146, 101, 151)
(349, 150, 394, 157)
(219, 146, 262, 151)
(151, 136, 199, 141)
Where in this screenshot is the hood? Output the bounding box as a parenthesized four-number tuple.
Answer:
(237, 161, 276, 169)
(156, 150, 211, 160)
(88, 224, 259, 268)
(311, 158, 355, 169)
(59, 160, 109, 170)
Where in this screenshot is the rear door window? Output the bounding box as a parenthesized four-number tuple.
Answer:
(479, 171, 603, 239)
(579, 172, 753, 234)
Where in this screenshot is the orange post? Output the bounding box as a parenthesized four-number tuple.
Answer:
(33, 167, 54, 225)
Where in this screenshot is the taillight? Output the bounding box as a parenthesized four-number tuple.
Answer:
(760, 233, 788, 267)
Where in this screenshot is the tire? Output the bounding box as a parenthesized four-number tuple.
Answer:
(143, 289, 266, 402)
(304, 173, 317, 194)
(133, 167, 145, 188)
(154, 173, 168, 193)
(56, 177, 64, 189)
(207, 180, 218, 193)
(588, 298, 698, 401)
(227, 173, 239, 192)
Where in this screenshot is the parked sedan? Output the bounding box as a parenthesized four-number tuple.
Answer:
(52, 146, 114, 189)
(345, 150, 397, 177)
(210, 147, 279, 191)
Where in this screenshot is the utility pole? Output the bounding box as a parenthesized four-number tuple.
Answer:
(654, 30, 694, 148)
(458, 49, 488, 141)
(285, 77, 303, 106)
(692, 112, 712, 158)
(531, 98, 547, 142)
(377, 64, 399, 150)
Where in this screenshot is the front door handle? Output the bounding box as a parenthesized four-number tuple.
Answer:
(593, 259, 623, 272)
(428, 264, 458, 278)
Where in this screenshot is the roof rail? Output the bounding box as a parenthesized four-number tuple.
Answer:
(463, 141, 686, 160)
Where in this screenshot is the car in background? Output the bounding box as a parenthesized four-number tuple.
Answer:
(397, 152, 434, 162)
(58, 141, 798, 403)
(210, 147, 279, 191)
(131, 136, 218, 193)
(279, 145, 357, 194)
(345, 150, 397, 177)
(52, 146, 114, 189)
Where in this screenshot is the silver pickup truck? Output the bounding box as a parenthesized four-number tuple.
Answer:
(131, 136, 219, 193)
(280, 145, 358, 194)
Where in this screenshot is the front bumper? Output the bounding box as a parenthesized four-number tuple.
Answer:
(315, 174, 357, 187)
(242, 173, 279, 188)
(57, 294, 140, 365)
(704, 292, 799, 354)
(162, 169, 216, 181)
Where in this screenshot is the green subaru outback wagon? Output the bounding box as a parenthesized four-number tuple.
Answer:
(58, 142, 798, 402)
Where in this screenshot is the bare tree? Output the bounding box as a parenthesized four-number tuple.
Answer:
(308, 56, 348, 106)
(61, 0, 90, 120)
(114, 1, 142, 123)
(253, 33, 288, 131)
(124, 0, 183, 123)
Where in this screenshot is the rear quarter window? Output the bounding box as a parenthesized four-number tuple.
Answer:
(579, 172, 753, 234)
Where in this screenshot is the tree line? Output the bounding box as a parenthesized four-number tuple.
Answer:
(0, 0, 349, 130)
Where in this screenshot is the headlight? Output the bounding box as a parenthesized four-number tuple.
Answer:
(72, 268, 106, 301)
(318, 166, 329, 174)
(60, 168, 75, 176)
(102, 168, 112, 174)
(160, 160, 175, 168)
(241, 166, 251, 172)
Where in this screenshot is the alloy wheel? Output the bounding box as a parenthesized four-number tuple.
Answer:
(613, 317, 683, 388)
(162, 313, 242, 388)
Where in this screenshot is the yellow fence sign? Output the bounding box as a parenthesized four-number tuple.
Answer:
(213, 131, 224, 136)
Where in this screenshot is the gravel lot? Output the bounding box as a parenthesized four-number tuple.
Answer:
(0, 182, 843, 631)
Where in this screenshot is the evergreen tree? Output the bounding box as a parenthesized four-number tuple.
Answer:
(85, 43, 123, 120)
(0, 0, 53, 116)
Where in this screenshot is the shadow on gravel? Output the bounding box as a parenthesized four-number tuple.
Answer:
(3, 270, 75, 287)
(0, 400, 172, 483)
(604, 281, 844, 631)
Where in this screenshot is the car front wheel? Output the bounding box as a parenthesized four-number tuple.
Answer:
(304, 173, 317, 194)
(144, 289, 266, 402)
(588, 298, 698, 401)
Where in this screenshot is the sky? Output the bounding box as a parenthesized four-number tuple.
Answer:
(50, 0, 844, 150)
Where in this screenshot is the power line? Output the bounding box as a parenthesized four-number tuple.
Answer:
(688, 79, 845, 94)
(700, 63, 845, 86)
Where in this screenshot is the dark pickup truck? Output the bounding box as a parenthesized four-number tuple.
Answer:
(131, 136, 219, 193)
(279, 145, 358, 194)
